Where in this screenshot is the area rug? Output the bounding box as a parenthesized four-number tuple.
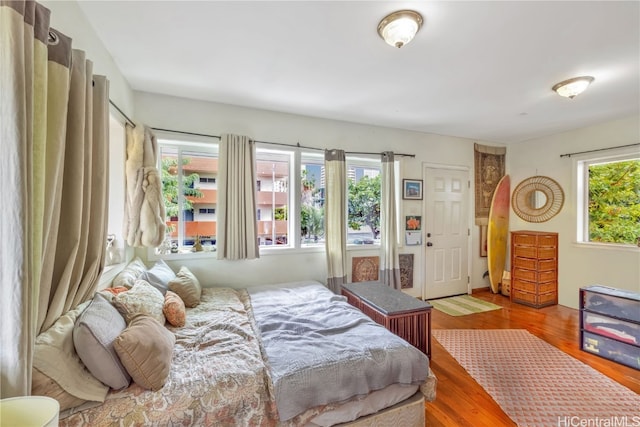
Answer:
(433, 329, 640, 427)
(428, 295, 502, 316)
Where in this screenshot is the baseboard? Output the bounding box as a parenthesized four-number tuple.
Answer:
(472, 286, 490, 294)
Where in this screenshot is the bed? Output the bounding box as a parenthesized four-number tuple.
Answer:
(39, 278, 435, 426)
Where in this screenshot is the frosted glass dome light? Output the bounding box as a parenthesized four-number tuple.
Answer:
(377, 10, 423, 48)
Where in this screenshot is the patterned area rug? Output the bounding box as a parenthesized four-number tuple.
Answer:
(428, 295, 502, 316)
(433, 329, 640, 427)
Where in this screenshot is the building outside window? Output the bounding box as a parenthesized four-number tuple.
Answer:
(256, 148, 291, 247)
(158, 140, 218, 253)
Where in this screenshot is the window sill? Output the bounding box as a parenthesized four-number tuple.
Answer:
(572, 241, 640, 252)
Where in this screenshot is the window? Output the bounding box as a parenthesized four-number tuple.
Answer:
(577, 150, 639, 246)
(256, 148, 292, 247)
(301, 153, 325, 247)
(347, 158, 381, 245)
(158, 140, 218, 253)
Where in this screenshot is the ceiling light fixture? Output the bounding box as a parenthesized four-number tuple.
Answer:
(377, 10, 423, 48)
(552, 76, 595, 99)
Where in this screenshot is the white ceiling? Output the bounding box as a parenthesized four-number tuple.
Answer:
(78, 1, 639, 144)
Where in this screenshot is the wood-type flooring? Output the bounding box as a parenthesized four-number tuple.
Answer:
(424, 289, 640, 427)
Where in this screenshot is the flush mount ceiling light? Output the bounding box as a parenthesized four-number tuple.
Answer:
(377, 10, 423, 48)
(552, 76, 595, 99)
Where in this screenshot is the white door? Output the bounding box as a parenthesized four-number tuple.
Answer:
(424, 167, 470, 299)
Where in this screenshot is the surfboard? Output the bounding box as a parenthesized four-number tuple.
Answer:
(487, 175, 510, 294)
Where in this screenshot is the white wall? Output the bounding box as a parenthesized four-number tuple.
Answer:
(134, 91, 494, 297)
(508, 115, 640, 308)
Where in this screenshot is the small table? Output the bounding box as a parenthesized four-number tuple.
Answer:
(342, 282, 432, 358)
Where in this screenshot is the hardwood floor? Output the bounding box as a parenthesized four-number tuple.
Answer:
(424, 289, 640, 427)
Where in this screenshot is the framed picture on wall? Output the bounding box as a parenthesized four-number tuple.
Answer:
(403, 179, 423, 200)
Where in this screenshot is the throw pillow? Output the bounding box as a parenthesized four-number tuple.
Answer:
(33, 301, 109, 405)
(32, 368, 87, 412)
(112, 257, 147, 289)
(113, 280, 165, 325)
(114, 315, 176, 391)
(73, 293, 131, 390)
(141, 259, 176, 295)
(168, 266, 202, 308)
(163, 291, 186, 327)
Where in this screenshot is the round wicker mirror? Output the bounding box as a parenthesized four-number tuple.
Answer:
(512, 176, 564, 222)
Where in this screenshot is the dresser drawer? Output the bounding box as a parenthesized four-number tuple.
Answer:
(537, 247, 557, 259)
(512, 277, 537, 293)
(512, 233, 538, 246)
(513, 268, 537, 282)
(538, 281, 557, 294)
(513, 245, 537, 258)
(513, 256, 537, 270)
(538, 259, 556, 271)
(539, 270, 557, 282)
(538, 234, 558, 247)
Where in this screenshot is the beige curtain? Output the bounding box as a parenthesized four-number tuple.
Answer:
(217, 134, 259, 260)
(380, 152, 401, 289)
(324, 149, 347, 293)
(1, 1, 109, 398)
(123, 124, 166, 247)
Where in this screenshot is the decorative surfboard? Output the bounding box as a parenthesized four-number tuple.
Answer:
(487, 175, 510, 294)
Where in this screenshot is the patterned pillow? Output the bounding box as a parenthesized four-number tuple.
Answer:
(168, 266, 202, 308)
(113, 280, 165, 325)
(163, 291, 186, 327)
(114, 315, 176, 391)
(112, 257, 147, 289)
(73, 293, 131, 390)
(140, 260, 176, 295)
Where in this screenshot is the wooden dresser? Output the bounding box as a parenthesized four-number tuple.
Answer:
(510, 231, 558, 308)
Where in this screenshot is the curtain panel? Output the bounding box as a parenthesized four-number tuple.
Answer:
(217, 134, 260, 260)
(324, 149, 347, 293)
(1, 1, 109, 398)
(379, 152, 401, 289)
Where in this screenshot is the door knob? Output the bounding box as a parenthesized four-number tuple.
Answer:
(427, 242, 433, 247)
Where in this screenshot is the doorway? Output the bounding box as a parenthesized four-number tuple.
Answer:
(423, 166, 470, 299)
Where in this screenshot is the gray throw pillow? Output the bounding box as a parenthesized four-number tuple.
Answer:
(141, 260, 176, 295)
(73, 293, 131, 390)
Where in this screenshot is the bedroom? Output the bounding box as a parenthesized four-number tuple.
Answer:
(1, 0, 639, 426)
(37, 0, 638, 303)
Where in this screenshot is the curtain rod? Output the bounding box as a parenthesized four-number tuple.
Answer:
(151, 126, 416, 158)
(559, 143, 639, 158)
(108, 99, 136, 128)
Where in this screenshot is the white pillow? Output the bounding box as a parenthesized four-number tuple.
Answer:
(112, 257, 147, 289)
(113, 280, 166, 325)
(141, 260, 176, 295)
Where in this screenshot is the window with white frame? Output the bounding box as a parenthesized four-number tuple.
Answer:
(301, 153, 325, 247)
(256, 147, 292, 247)
(347, 157, 381, 246)
(153, 140, 385, 255)
(157, 139, 218, 253)
(576, 149, 639, 246)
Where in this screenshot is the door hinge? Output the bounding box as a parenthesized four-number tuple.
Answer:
(468, 228, 470, 236)
(468, 180, 471, 188)
(467, 276, 470, 284)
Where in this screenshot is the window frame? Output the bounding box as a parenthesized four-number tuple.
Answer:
(345, 155, 382, 249)
(255, 146, 295, 251)
(149, 135, 219, 260)
(574, 145, 640, 250)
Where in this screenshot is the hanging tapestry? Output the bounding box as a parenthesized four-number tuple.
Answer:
(474, 143, 506, 225)
(399, 254, 414, 289)
(351, 256, 379, 283)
